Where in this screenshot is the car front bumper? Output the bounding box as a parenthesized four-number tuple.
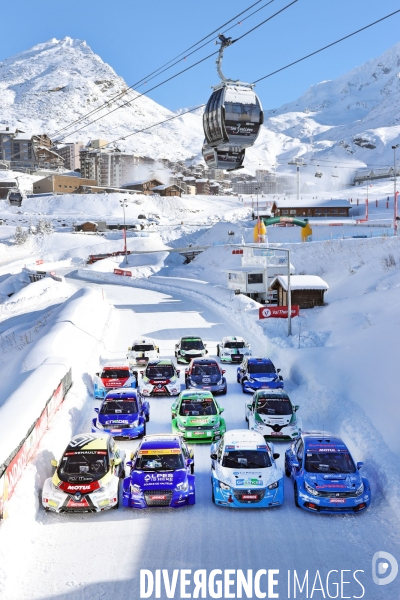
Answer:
(297, 484, 371, 514)
(172, 422, 224, 443)
(91, 420, 145, 440)
(251, 424, 300, 441)
(186, 382, 226, 394)
(242, 380, 283, 393)
(213, 480, 283, 508)
(42, 482, 118, 513)
(122, 479, 195, 509)
(220, 354, 250, 363)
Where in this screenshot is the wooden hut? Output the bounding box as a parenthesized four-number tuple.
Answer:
(270, 275, 329, 309)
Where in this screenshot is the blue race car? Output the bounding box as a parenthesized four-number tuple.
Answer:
(285, 431, 371, 514)
(123, 434, 195, 509)
(237, 357, 283, 393)
(210, 429, 283, 508)
(92, 390, 149, 439)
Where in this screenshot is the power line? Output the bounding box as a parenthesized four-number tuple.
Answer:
(50, 0, 274, 140)
(253, 8, 400, 83)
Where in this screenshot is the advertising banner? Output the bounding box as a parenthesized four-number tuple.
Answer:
(259, 305, 299, 319)
(114, 268, 132, 277)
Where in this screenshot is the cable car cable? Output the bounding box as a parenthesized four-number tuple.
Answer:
(253, 8, 400, 83)
(50, 0, 273, 140)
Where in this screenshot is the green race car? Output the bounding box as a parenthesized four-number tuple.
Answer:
(171, 390, 226, 443)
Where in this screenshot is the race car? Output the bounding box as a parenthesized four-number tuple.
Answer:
(285, 431, 371, 514)
(210, 429, 283, 508)
(42, 433, 125, 513)
(217, 336, 251, 363)
(138, 359, 180, 397)
(122, 434, 195, 509)
(175, 336, 208, 364)
(246, 389, 301, 441)
(171, 390, 226, 443)
(126, 338, 159, 368)
(185, 358, 227, 395)
(237, 357, 283, 393)
(92, 390, 149, 440)
(93, 363, 137, 399)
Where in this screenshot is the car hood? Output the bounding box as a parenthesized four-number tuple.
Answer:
(181, 349, 204, 354)
(178, 415, 219, 427)
(304, 472, 362, 492)
(131, 469, 186, 489)
(249, 373, 278, 382)
(100, 376, 131, 388)
(189, 374, 221, 384)
(215, 463, 282, 489)
(98, 412, 138, 426)
(255, 413, 293, 426)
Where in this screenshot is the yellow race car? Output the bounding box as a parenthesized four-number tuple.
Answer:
(42, 433, 125, 513)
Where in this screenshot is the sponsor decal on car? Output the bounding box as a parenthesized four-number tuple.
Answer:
(139, 449, 181, 455)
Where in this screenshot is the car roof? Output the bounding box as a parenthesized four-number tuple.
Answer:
(132, 338, 154, 344)
(248, 357, 273, 365)
(301, 431, 348, 450)
(190, 358, 218, 365)
(64, 433, 110, 453)
(104, 390, 137, 400)
(222, 336, 245, 342)
(140, 434, 182, 451)
(179, 390, 214, 400)
(180, 336, 202, 341)
(254, 389, 290, 400)
(147, 359, 173, 366)
(223, 429, 266, 448)
(102, 363, 130, 370)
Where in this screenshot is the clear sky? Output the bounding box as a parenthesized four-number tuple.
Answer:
(1, 0, 400, 112)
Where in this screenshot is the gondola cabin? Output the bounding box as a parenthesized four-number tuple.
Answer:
(203, 85, 263, 150)
(8, 189, 23, 207)
(202, 144, 245, 172)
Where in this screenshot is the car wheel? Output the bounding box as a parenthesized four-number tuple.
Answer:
(191, 463, 194, 475)
(140, 423, 147, 438)
(217, 345, 220, 356)
(119, 468, 125, 479)
(242, 382, 247, 393)
(212, 486, 216, 504)
(294, 482, 300, 508)
(221, 385, 227, 395)
(285, 462, 291, 477)
(146, 412, 150, 422)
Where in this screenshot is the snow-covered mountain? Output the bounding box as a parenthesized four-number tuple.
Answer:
(0, 37, 203, 161)
(1, 37, 400, 176)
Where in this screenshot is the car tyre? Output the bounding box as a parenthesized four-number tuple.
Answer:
(220, 385, 227, 395)
(140, 422, 147, 438)
(294, 482, 300, 508)
(191, 463, 194, 475)
(212, 486, 216, 504)
(146, 412, 150, 422)
(242, 382, 247, 393)
(217, 345, 220, 357)
(285, 462, 291, 477)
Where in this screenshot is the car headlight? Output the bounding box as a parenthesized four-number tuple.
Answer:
(247, 378, 254, 383)
(219, 481, 230, 491)
(131, 419, 139, 428)
(355, 482, 364, 496)
(130, 484, 142, 494)
(254, 422, 264, 430)
(268, 481, 279, 490)
(212, 422, 220, 429)
(180, 350, 186, 355)
(176, 480, 188, 491)
(305, 481, 319, 496)
(96, 420, 104, 430)
(177, 421, 186, 431)
(217, 379, 223, 385)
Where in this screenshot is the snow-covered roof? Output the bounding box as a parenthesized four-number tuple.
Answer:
(224, 86, 258, 105)
(195, 179, 209, 183)
(273, 198, 350, 208)
(122, 179, 162, 187)
(271, 275, 329, 291)
(151, 184, 178, 191)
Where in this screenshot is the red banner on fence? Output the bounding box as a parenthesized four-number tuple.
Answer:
(36, 259, 44, 265)
(259, 305, 299, 319)
(114, 268, 132, 277)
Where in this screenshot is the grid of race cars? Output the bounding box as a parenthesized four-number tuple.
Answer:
(42, 335, 371, 514)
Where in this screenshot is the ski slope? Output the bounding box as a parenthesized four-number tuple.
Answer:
(0, 278, 399, 600)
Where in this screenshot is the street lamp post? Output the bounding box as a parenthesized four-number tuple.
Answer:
(255, 185, 260, 242)
(120, 199, 129, 265)
(392, 145, 399, 236)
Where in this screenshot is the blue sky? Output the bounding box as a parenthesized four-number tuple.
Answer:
(1, 0, 400, 111)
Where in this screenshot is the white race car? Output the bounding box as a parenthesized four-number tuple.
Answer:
(217, 336, 251, 363)
(245, 389, 301, 441)
(127, 338, 159, 368)
(42, 433, 125, 513)
(138, 359, 181, 397)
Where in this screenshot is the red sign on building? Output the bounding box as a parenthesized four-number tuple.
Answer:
(259, 306, 299, 319)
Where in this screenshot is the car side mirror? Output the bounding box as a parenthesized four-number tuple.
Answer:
(273, 453, 280, 460)
(292, 460, 300, 469)
(94, 407, 99, 413)
(125, 461, 132, 468)
(277, 368, 281, 373)
(95, 372, 100, 377)
(210, 453, 218, 460)
(357, 461, 364, 470)
(219, 407, 224, 413)
(294, 405, 299, 412)
(186, 458, 194, 467)
(176, 370, 180, 376)
(222, 370, 226, 374)
(51, 459, 58, 468)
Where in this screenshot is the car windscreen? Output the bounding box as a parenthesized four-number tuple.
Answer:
(179, 398, 217, 416)
(222, 449, 271, 469)
(181, 339, 204, 350)
(146, 366, 175, 379)
(191, 364, 219, 376)
(135, 451, 184, 471)
(224, 341, 245, 349)
(100, 400, 138, 414)
(101, 369, 130, 379)
(59, 451, 108, 479)
(305, 452, 356, 474)
(248, 363, 275, 374)
(257, 399, 292, 415)
(133, 344, 154, 352)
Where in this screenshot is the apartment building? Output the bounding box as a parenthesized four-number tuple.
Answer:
(54, 142, 84, 171)
(80, 144, 140, 188)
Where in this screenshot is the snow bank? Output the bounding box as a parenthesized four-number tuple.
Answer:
(0, 286, 111, 467)
(0, 276, 73, 318)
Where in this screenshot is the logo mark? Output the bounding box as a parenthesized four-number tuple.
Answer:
(372, 552, 398, 586)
